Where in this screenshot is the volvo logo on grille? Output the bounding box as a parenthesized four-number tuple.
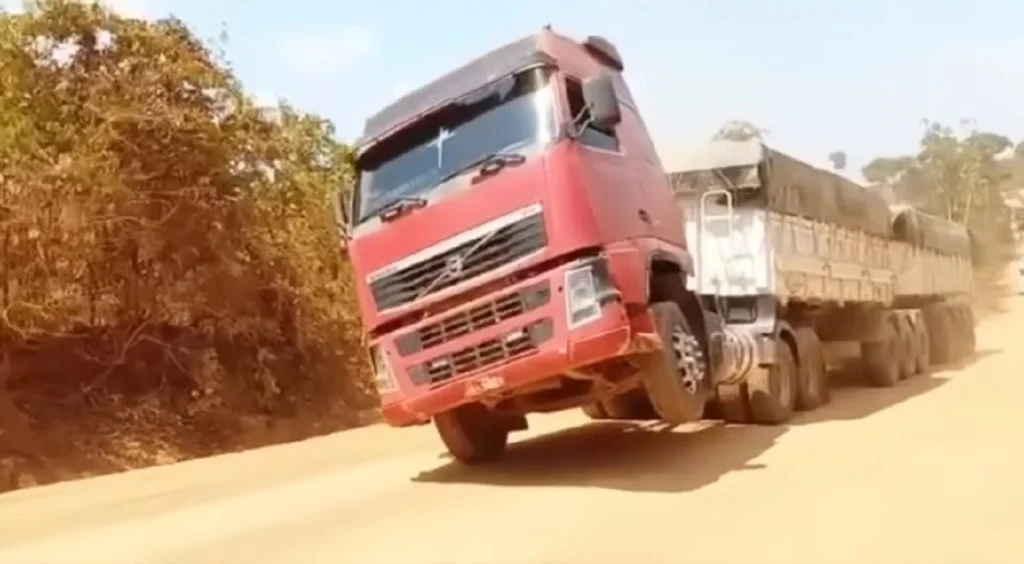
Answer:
(444, 255, 465, 276)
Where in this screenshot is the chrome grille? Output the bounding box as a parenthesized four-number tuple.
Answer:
(368, 210, 546, 311)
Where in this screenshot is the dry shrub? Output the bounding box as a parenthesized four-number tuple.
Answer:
(0, 0, 374, 472)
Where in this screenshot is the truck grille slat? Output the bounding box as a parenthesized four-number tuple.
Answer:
(407, 318, 554, 386)
(369, 212, 547, 310)
(394, 282, 550, 356)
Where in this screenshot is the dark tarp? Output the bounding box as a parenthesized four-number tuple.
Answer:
(664, 140, 891, 238)
(664, 140, 970, 255)
(890, 205, 972, 256)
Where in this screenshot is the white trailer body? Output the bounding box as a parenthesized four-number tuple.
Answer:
(683, 205, 973, 303)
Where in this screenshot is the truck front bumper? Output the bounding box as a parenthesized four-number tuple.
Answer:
(376, 254, 653, 426)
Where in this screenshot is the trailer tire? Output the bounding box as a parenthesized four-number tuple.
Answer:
(793, 327, 830, 411)
(641, 302, 711, 424)
(862, 319, 901, 387)
(923, 303, 954, 366)
(964, 305, 977, 355)
(746, 338, 798, 424)
(912, 315, 931, 375)
(895, 316, 917, 380)
(953, 304, 976, 357)
(948, 306, 968, 361)
(581, 402, 609, 420)
(433, 404, 509, 465)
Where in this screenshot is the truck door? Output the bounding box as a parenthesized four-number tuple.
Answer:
(564, 75, 649, 242)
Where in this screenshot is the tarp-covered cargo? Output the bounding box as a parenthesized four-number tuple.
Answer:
(662, 139, 972, 256)
(890, 205, 972, 257)
(663, 139, 892, 238)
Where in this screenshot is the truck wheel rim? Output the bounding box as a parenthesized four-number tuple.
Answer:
(670, 325, 705, 395)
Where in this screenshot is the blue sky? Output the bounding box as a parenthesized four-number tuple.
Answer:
(6, 0, 1024, 178)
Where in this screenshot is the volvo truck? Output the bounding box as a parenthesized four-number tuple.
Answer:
(336, 28, 976, 463)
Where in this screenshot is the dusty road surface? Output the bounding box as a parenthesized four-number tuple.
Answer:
(1, 299, 1023, 564)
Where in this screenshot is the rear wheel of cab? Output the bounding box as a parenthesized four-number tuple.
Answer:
(603, 389, 659, 420)
(581, 402, 609, 420)
(746, 337, 798, 424)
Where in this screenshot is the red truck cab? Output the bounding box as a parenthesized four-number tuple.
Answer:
(338, 28, 712, 463)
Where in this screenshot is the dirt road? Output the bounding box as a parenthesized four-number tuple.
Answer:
(0, 299, 1022, 564)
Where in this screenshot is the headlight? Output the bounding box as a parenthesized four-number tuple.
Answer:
(565, 266, 602, 328)
(369, 345, 399, 394)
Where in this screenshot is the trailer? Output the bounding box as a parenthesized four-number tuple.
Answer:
(654, 139, 975, 421)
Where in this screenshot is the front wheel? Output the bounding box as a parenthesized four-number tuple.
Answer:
(434, 403, 509, 465)
(641, 301, 711, 425)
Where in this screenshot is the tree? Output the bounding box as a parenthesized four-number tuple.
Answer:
(861, 120, 1017, 264)
(713, 120, 768, 142)
(828, 151, 847, 171)
(0, 0, 371, 434)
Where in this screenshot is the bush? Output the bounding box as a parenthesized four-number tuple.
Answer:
(0, 0, 373, 463)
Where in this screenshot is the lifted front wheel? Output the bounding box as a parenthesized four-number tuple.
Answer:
(641, 301, 710, 425)
(433, 403, 509, 465)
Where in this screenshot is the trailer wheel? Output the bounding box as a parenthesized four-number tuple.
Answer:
(862, 319, 900, 387)
(912, 316, 931, 375)
(581, 402, 609, 420)
(746, 337, 797, 424)
(433, 403, 509, 465)
(793, 327, 830, 411)
(895, 317, 917, 380)
(953, 304, 976, 357)
(923, 304, 953, 366)
(947, 306, 968, 361)
(963, 305, 977, 355)
(641, 302, 711, 424)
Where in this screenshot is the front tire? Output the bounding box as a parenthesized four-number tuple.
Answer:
(581, 402, 610, 420)
(641, 302, 711, 425)
(434, 403, 509, 465)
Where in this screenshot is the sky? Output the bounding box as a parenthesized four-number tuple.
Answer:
(5, 0, 1024, 179)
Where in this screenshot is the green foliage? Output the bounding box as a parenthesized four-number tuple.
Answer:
(862, 120, 1018, 264)
(0, 0, 371, 416)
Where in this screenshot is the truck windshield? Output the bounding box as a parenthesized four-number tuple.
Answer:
(355, 66, 556, 223)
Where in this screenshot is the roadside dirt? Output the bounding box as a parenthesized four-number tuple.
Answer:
(0, 298, 1021, 564)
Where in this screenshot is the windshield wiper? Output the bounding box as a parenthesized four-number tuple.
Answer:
(370, 196, 428, 223)
(436, 152, 526, 185)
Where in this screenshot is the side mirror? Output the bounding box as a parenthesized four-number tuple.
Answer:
(333, 190, 353, 244)
(582, 74, 621, 131)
